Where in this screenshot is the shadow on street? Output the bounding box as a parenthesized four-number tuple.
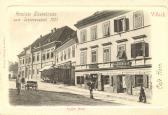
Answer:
(9, 89, 124, 106)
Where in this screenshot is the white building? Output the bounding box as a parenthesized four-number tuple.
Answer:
(74, 10, 152, 97)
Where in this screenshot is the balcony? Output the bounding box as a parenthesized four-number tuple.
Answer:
(75, 57, 151, 71)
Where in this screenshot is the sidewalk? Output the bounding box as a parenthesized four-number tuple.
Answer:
(39, 82, 151, 106)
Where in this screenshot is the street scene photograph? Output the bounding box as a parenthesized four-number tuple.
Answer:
(8, 8, 152, 106)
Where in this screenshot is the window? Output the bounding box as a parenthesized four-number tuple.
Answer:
(102, 21, 110, 37)
(33, 55, 35, 62)
(114, 18, 129, 32)
(103, 47, 111, 62)
(51, 52, 54, 58)
(77, 76, 84, 84)
(32, 69, 34, 75)
(117, 44, 127, 60)
(22, 59, 24, 64)
(90, 26, 97, 40)
(28, 57, 31, 63)
(61, 52, 63, 61)
(72, 45, 75, 58)
(47, 52, 50, 59)
(131, 42, 149, 58)
(80, 50, 87, 65)
(43, 54, 45, 60)
(37, 69, 39, 74)
(111, 76, 113, 86)
(64, 50, 67, 60)
(80, 29, 87, 43)
(37, 53, 39, 61)
(104, 75, 110, 84)
(133, 11, 144, 29)
(68, 47, 71, 59)
(135, 75, 143, 87)
(91, 49, 97, 63)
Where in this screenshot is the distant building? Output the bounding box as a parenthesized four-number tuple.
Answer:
(74, 10, 152, 97)
(18, 26, 76, 82)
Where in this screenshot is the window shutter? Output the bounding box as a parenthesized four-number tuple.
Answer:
(114, 20, 118, 32)
(143, 75, 148, 88)
(145, 43, 149, 57)
(131, 44, 136, 58)
(125, 18, 129, 31)
(119, 20, 123, 32)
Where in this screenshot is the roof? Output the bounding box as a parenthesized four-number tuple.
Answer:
(32, 26, 75, 49)
(18, 51, 25, 57)
(74, 10, 130, 28)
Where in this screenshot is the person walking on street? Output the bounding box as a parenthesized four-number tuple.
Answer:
(139, 85, 147, 103)
(16, 74, 22, 95)
(87, 81, 95, 99)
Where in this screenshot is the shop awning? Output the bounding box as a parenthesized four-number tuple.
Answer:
(39, 65, 54, 72)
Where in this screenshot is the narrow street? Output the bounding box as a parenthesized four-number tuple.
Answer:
(9, 80, 149, 106)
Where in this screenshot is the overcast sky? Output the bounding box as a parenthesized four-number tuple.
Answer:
(7, 7, 95, 62)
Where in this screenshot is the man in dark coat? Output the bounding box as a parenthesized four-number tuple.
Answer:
(87, 81, 95, 99)
(139, 85, 146, 103)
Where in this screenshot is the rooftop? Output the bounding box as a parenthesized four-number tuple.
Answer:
(74, 10, 129, 28)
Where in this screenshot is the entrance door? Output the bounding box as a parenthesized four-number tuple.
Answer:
(117, 75, 123, 93)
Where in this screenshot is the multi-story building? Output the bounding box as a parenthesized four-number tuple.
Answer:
(18, 26, 75, 82)
(54, 31, 77, 85)
(74, 10, 152, 97)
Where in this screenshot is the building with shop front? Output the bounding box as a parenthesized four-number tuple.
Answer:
(54, 31, 77, 85)
(74, 10, 152, 97)
(18, 26, 76, 82)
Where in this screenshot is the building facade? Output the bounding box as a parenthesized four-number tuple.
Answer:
(54, 31, 77, 85)
(74, 10, 152, 97)
(18, 26, 76, 82)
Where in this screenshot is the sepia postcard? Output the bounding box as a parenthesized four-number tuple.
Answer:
(0, 0, 168, 115)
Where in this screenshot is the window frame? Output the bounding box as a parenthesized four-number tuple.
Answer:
(133, 10, 144, 29)
(90, 25, 97, 40)
(102, 21, 110, 37)
(91, 48, 98, 64)
(103, 46, 111, 63)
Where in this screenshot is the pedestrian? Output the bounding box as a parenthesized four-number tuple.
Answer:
(16, 74, 22, 95)
(139, 85, 147, 103)
(21, 77, 26, 89)
(87, 81, 95, 99)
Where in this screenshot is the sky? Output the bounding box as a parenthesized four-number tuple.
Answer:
(7, 6, 95, 62)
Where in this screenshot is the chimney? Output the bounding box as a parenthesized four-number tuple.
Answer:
(53, 28, 57, 32)
(51, 29, 53, 33)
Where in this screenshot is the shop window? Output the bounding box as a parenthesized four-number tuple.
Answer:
(117, 44, 127, 60)
(80, 29, 87, 43)
(102, 21, 110, 37)
(114, 18, 129, 33)
(90, 25, 97, 40)
(133, 11, 144, 29)
(131, 42, 149, 58)
(77, 76, 84, 84)
(104, 75, 110, 85)
(135, 75, 143, 87)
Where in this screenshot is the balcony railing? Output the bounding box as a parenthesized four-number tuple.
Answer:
(76, 57, 151, 71)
